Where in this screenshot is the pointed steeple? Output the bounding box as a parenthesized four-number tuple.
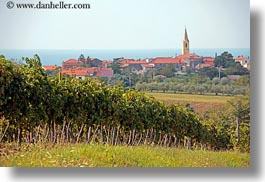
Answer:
(184, 26, 189, 41)
(182, 27, 190, 55)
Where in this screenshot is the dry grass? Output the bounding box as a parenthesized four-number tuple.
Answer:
(145, 92, 234, 114)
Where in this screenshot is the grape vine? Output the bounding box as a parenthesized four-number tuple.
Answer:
(0, 55, 249, 151)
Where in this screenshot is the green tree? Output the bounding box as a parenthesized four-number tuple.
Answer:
(211, 85, 222, 95)
(199, 67, 224, 79)
(228, 94, 250, 151)
(212, 77, 220, 85)
(110, 62, 121, 74)
(224, 63, 249, 75)
(220, 77, 229, 85)
(236, 75, 250, 87)
(158, 64, 175, 78)
(108, 74, 126, 87)
(214, 52, 235, 68)
(0, 55, 5, 60)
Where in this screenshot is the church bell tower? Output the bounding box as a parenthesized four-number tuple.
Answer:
(182, 27, 190, 55)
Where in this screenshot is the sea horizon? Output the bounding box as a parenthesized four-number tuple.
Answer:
(0, 48, 250, 66)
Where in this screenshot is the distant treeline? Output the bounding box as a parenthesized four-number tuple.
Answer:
(135, 76, 249, 95)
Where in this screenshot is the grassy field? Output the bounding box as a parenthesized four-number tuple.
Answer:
(145, 92, 234, 114)
(0, 143, 249, 167)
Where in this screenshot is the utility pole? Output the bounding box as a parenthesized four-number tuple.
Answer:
(218, 54, 221, 79)
(218, 66, 221, 79)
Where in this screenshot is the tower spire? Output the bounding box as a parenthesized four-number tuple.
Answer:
(184, 26, 189, 41)
(182, 27, 190, 55)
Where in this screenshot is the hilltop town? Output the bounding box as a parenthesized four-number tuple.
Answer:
(43, 28, 250, 93)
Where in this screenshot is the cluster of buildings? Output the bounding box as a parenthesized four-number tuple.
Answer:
(43, 57, 113, 79)
(60, 58, 113, 79)
(117, 54, 215, 75)
(115, 28, 216, 75)
(42, 28, 250, 79)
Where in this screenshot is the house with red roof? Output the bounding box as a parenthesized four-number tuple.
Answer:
(63, 57, 113, 69)
(150, 54, 204, 70)
(151, 57, 185, 71)
(86, 58, 104, 67)
(61, 67, 113, 80)
(175, 53, 204, 69)
(42, 65, 61, 76)
(235, 56, 250, 70)
(118, 53, 208, 74)
(42, 65, 61, 71)
(95, 67, 114, 78)
(142, 63, 155, 72)
(102, 60, 111, 68)
(61, 67, 95, 79)
(119, 58, 148, 71)
(195, 57, 215, 69)
(62, 59, 83, 69)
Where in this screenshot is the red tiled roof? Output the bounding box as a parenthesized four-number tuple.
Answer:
(61, 69, 76, 75)
(120, 64, 129, 68)
(61, 67, 96, 76)
(95, 69, 113, 78)
(235, 56, 248, 61)
(63, 59, 82, 64)
(120, 59, 147, 68)
(177, 53, 202, 59)
(98, 67, 112, 71)
(152, 57, 184, 64)
(61, 67, 114, 77)
(74, 70, 90, 76)
(43, 65, 60, 71)
(203, 57, 215, 63)
(198, 63, 213, 69)
(120, 59, 136, 64)
(127, 60, 147, 64)
(102, 60, 111, 64)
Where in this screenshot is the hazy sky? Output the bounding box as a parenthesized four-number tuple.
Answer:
(0, 0, 250, 49)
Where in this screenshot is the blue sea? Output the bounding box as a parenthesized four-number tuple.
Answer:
(0, 48, 250, 66)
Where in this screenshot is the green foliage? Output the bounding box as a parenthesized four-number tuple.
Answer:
(0, 55, 250, 152)
(224, 62, 249, 75)
(109, 61, 121, 74)
(198, 67, 225, 79)
(228, 94, 250, 152)
(0, 56, 204, 144)
(136, 75, 248, 95)
(203, 93, 250, 152)
(108, 73, 138, 88)
(236, 75, 250, 87)
(214, 52, 235, 68)
(213, 52, 249, 78)
(157, 64, 175, 78)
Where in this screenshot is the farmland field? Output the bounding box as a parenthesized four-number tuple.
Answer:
(144, 92, 234, 114)
(0, 143, 250, 167)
